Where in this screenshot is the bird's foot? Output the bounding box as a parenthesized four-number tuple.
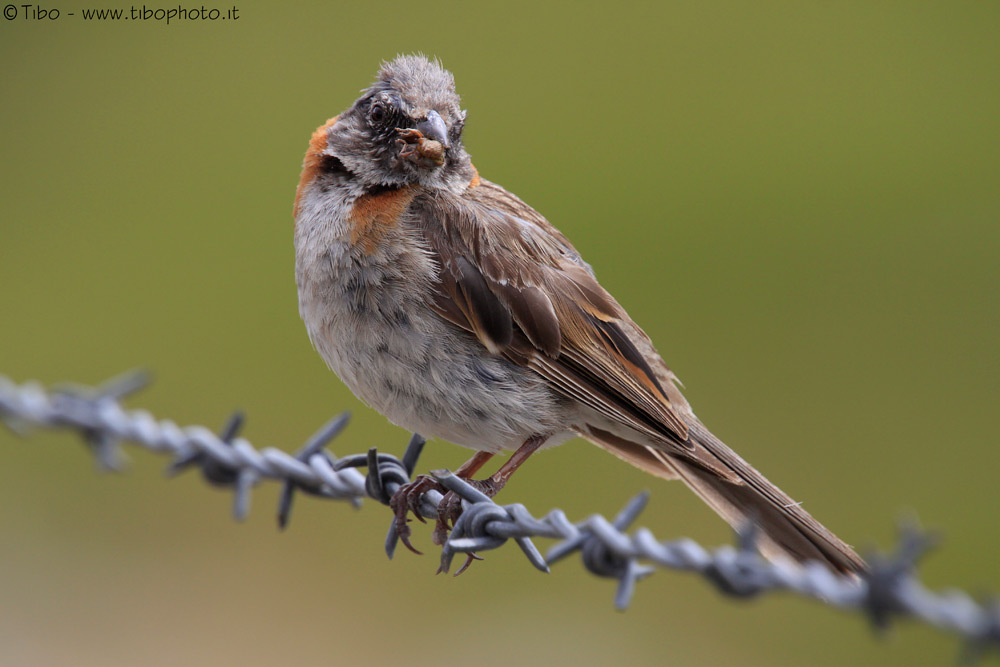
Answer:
(438, 551, 484, 577)
(391, 472, 505, 569)
(389, 474, 444, 555)
(432, 476, 505, 542)
(430, 477, 506, 575)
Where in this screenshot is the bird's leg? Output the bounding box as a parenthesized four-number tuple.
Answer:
(434, 436, 547, 575)
(480, 434, 548, 494)
(389, 474, 440, 555)
(431, 451, 495, 545)
(391, 435, 546, 568)
(456, 450, 497, 476)
(433, 435, 547, 544)
(390, 450, 495, 555)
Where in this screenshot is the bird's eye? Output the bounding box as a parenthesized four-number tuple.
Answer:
(369, 101, 386, 124)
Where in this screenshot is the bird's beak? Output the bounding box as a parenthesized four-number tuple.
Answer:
(416, 110, 449, 148)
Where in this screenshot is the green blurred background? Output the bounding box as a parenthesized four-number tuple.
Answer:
(2, 1, 998, 664)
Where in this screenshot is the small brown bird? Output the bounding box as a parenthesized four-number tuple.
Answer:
(293, 55, 866, 575)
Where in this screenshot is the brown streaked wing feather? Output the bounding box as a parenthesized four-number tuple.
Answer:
(451, 256, 513, 352)
(495, 283, 561, 358)
(416, 183, 865, 573)
(584, 425, 681, 481)
(418, 180, 701, 456)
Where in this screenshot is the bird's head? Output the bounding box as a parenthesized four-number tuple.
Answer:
(303, 55, 472, 196)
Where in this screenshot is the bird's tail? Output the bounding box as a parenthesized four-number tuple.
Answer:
(585, 421, 867, 576)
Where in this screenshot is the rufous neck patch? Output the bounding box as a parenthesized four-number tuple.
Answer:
(468, 164, 481, 189)
(294, 115, 339, 218)
(348, 186, 417, 255)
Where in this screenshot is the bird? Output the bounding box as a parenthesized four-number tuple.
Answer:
(293, 54, 867, 576)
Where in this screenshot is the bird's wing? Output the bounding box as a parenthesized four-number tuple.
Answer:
(411, 180, 872, 576)
(413, 180, 737, 479)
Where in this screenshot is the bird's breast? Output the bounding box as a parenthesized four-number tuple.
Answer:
(293, 188, 571, 451)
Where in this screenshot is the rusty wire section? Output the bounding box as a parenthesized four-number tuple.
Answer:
(0, 372, 997, 660)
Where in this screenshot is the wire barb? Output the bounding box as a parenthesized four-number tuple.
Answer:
(0, 372, 998, 660)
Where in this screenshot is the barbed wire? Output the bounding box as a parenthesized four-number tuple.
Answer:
(0, 371, 997, 661)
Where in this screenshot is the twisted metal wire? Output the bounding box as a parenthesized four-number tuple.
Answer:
(1, 372, 997, 660)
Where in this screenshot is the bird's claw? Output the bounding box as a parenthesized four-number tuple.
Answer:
(390, 474, 443, 555)
(437, 552, 484, 576)
(432, 477, 506, 574)
(390, 473, 503, 568)
(432, 490, 465, 546)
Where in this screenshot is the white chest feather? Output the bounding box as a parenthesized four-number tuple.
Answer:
(293, 188, 569, 452)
